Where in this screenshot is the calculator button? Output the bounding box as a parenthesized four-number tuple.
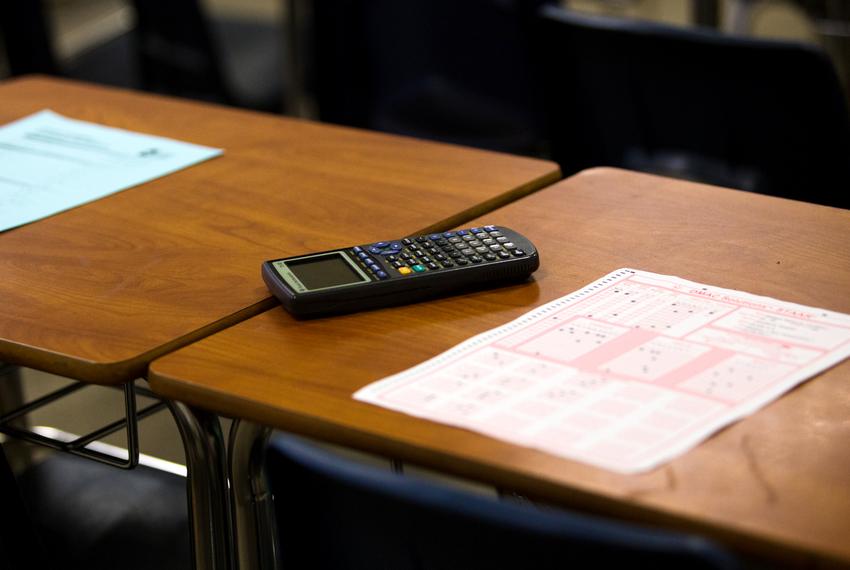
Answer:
(353, 246, 363, 253)
(496, 237, 508, 243)
(474, 246, 488, 253)
(457, 230, 468, 236)
(489, 245, 502, 251)
(469, 227, 480, 232)
(429, 234, 441, 240)
(482, 238, 494, 245)
(434, 254, 447, 261)
(389, 242, 403, 250)
(456, 258, 469, 265)
(368, 247, 382, 254)
(402, 238, 413, 245)
(426, 262, 439, 270)
(484, 253, 497, 261)
(489, 231, 503, 238)
(462, 234, 475, 241)
(386, 254, 397, 261)
(442, 231, 455, 238)
(441, 261, 455, 268)
(415, 236, 427, 243)
(468, 240, 482, 247)
(391, 261, 404, 268)
(357, 252, 369, 259)
(449, 251, 462, 258)
(503, 242, 516, 249)
(408, 244, 420, 251)
(512, 249, 526, 256)
(400, 252, 412, 260)
(498, 251, 511, 259)
(448, 237, 462, 244)
(469, 255, 483, 263)
(411, 264, 426, 272)
(435, 239, 448, 246)
(484, 225, 497, 231)
(419, 256, 432, 263)
(398, 267, 413, 275)
(460, 248, 475, 256)
(376, 271, 388, 279)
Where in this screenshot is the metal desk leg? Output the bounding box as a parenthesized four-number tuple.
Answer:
(169, 401, 234, 570)
(229, 420, 277, 570)
(0, 363, 30, 471)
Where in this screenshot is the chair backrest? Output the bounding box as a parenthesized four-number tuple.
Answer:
(307, 0, 549, 155)
(266, 434, 739, 570)
(536, 5, 850, 209)
(0, 0, 57, 76)
(129, 0, 233, 105)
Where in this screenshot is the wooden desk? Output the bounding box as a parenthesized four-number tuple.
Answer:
(0, 75, 559, 570)
(150, 168, 850, 568)
(0, 76, 559, 384)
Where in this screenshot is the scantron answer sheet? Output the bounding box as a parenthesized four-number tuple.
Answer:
(355, 269, 850, 473)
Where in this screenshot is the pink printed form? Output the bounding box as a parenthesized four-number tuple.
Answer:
(354, 269, 850, 473)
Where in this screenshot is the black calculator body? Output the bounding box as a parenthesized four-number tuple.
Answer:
(262, 225, 539, 317)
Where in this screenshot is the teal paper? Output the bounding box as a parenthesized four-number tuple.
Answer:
(0, 109, 223, 232)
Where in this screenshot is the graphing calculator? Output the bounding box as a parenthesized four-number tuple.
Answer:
(262, 225, 539, 317)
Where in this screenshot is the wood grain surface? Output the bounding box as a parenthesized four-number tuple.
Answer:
(0, 76, 559, 383)
(150, 168, 850, 567)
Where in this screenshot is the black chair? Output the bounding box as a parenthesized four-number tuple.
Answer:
(126, 0, 284, 112)
(1, 0, 284, 113)
(535, 5, 850, 209)
(10, 450, 190, 570)
(307, 0, 550, 155)
(266, 434, 740, 570)
(0, 444, 48, 570)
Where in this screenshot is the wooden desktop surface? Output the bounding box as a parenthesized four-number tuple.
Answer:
(0, 76, 559, 384)
(150, 168, 850, 567)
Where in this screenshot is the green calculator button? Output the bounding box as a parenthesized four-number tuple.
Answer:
(411, 264, 426, 272)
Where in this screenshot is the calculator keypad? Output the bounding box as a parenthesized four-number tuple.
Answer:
(352, 226, 526, 278)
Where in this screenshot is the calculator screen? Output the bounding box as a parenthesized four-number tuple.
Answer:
(283, 252, 368, 291)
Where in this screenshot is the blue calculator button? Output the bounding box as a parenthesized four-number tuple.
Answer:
(411, 264, 426, 272)
(484, 225, 497, 231)
(469, 227, 480, 232)
(357, 252, 369, 259)
(429, 234, 441, 241)
(353, 246, 363, 253)
(442, 231, 455, 238)
(457, 230, 468, 236)
(375, 242, 389, 248)
(376, 270, 388, 279)
(368, 247, 383, 254)
(389, 242, 403, 250)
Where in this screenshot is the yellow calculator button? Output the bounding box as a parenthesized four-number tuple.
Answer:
(398, 267, 412, 275)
